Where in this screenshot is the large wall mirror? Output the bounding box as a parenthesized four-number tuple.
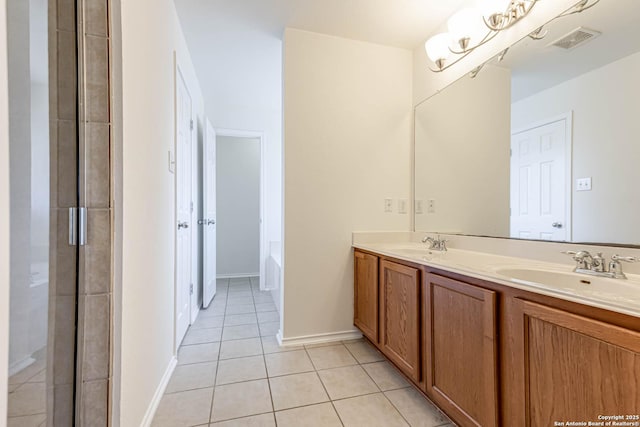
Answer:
(415, 0, 640, 246)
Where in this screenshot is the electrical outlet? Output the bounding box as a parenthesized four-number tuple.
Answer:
(415, 200, 424, 214)
(576, 177, 592, 191)
(398, 199, 408, 214)
(428, 199, 436, 213)
(384, 198, 393, 213)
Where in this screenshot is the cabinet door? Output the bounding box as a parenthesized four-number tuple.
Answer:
(380, 260, 421, 382)
(513, 299, 640, 427)
(354, 251, 379, 342)
(425, 274, 498, 427)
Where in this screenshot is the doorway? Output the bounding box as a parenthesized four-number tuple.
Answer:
(215, 130, 266, 290)
(510, 113, 572, 241)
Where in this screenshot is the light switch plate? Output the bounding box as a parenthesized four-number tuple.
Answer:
(168, 149, 176, 173)
(384, 198, 393, 213)
(398, 199, 408, 214)
(415, 200, 424, 214)
(428, 199, 436, 213)
(576, 177, 592, 191)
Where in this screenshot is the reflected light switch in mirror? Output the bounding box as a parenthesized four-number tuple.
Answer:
(415, 200, 424, 214)
(384, 198, 393, 213)
(428, 199, 436, 213)
(576, 177, 592, 191)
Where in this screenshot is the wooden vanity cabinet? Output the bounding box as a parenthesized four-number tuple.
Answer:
(424, 273, 499, 427)
(379, 259, 422, 382)
(353, 251, 379, 343)
(508, 298, 640, 426)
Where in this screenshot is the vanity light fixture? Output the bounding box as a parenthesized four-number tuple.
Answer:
(424, 0, 602, 74)
(425, 0, 539, 73)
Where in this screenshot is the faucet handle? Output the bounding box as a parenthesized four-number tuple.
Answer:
(611, 255, 639, 263)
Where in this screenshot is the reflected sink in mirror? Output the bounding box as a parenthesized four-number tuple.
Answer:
(493, 266, 640, 308)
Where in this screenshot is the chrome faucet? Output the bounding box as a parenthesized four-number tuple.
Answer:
(562, 250, 639, 279)
(422, 235, 448, 252)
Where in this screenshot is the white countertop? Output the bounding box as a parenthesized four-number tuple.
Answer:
(354, 241, 640, 319)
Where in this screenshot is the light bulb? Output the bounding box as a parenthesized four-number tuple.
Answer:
(425, 33, 452, 69)
(447, 8, 483, 51)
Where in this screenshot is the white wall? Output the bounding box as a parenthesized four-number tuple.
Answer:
(0, 0, 11, 419)
(119, 0, 205, 424)
(216, 136, 261, 276)
(413, 0, 579, 105)
(512, 51, 640, 244)
(415, 65, 511, 237)
(282, 29, 413, 340)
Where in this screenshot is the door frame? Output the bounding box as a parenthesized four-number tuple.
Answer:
(511, 111, 573, 241)
(215, 128, 267, 291)
(174, 60, 194, 351)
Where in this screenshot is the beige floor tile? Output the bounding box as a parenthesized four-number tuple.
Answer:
(7, 382, 46, 417)
(222, 324, 260, 341)
(265, 350, 314, 377)
(333, 393, 409, 427)
(256, 311, 279, 323)
(318, 365, 379, 400)
(252, 295, 274, 304)
(151, 387, 213, 427)
(200, 306, 226, 318)
(224, 313, 258, 327)
(9, 359, 45, 385)
(178, 342, 220, 365)
(219, 338, 263, 360)
(275, 402, 342, 427)
(210, 379, 273, 422)
(7, 413, 46, 427)
(227, 296, 255, 306)
(165, 362, 217, 394)
(211, 413, 276, 426)
(225, 304, 256, 315)
(183, 327, 223, 345)
(385, 387, 451, 427)
(345, 340, 385, 364)
(362, 361, 410, 391)
(269, 372, 329, 410)
(226, 290, 253, 298)
(261, 337, 302, 354)
(307, 344, 357, 370)
(255, 303, 277, 312)
(216, 355, 266, 385)
(259, 321, 279, 337)
(192, 315, 224, 330)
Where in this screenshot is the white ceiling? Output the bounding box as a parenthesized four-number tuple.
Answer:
(497, 0, 640, 101)
(174, 0, 470, 50)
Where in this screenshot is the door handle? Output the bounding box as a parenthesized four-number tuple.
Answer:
(207, 219, 215, 226)
(552, 222, 563, 228)
(178, 222, 189, 229)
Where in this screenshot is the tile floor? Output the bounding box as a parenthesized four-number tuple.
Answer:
(7, 348, 47, 427)
(152, 277, 455, 427)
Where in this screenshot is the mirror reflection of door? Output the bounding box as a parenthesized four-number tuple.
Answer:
(510, 116, 571, 241)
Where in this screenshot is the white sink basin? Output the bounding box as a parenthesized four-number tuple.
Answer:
(494, 267, 640, 307)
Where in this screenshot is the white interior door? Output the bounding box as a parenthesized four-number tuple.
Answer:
(176, 69, 193, 345)
(202, 120, 217, 308)
(511, 117, 570, 241)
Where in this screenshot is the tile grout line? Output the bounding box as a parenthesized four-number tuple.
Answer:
(302, 342, 346, 427)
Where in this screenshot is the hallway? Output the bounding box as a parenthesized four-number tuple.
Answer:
(151, 278, 454, 426)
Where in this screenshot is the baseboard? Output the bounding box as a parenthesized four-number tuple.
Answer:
(140, 356, 177, 427)
(216, 273, 259, 279)
(278, 330, 363, 347)
(8, 356, 35, 377)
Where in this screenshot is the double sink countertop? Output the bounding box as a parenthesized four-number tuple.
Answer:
(353, 241, 640, 319)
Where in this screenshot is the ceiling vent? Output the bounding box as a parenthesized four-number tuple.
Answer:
(548, 27, 601, 50)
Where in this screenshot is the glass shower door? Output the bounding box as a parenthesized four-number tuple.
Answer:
(6, 0, 79, 424)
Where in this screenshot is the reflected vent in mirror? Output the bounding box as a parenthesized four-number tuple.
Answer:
(548, 27, 601, 50)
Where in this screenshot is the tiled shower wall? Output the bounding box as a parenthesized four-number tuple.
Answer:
(77, 0, 112, 424)
(50, 0, 112, 424)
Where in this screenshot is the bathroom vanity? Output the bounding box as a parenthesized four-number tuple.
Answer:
(353, 243, 640, 427)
